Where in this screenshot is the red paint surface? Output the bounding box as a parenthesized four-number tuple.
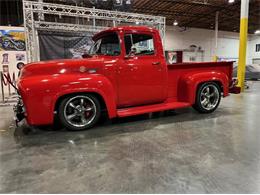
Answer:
(17, 26, 234, 125)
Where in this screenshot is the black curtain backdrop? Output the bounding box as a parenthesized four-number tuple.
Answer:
(38, 31, 93, 60)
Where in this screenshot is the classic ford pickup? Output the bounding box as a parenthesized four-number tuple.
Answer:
(15, 26, 239, 130)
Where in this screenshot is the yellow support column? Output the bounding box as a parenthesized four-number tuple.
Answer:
(237, 0, 249, 91)
(213, 55, 218, 62)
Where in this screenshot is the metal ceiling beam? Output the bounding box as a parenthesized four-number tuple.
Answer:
(132, 8, 201, 18)
(181, 1, 240, 27)
(23, 0, 166, 62)
(156, 0, 227, 9)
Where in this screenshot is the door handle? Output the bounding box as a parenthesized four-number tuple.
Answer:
(152, 61, 161, 65)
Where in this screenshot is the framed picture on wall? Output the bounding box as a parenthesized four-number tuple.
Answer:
(2, 65, 9, 73)
(2, 53, 9, 64)
(256, 44, 260, 52)
(165, 51, 177, 64)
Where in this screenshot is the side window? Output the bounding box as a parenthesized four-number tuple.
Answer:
(96, 33, 120, 56)
(124, 33, 155, 56)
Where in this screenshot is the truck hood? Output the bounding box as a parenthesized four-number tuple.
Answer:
(20, 56, 108, 79)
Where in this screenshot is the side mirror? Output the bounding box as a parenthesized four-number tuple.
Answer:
(124, 47, 136, 59)
(130, 47, 137, 55)
(124, 55, 134, 60)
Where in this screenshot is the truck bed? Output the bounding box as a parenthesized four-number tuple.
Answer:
(166, 61, 233, 101)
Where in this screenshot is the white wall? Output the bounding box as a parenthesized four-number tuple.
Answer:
(164, 26, 259, 64)
(248, 35, 260, 64)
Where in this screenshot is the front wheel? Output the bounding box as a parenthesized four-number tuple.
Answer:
(193, 82, 221, 113)
(58, 94, 101, 131)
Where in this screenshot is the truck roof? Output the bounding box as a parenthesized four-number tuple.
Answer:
(93, 26, 158, 41)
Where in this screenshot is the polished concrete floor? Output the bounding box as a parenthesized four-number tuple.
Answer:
(0, 81, 260, 193)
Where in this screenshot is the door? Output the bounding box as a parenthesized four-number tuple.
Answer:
(117, 32, 166, 107)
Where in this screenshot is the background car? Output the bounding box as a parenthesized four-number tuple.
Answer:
(233, 63, 260, 80)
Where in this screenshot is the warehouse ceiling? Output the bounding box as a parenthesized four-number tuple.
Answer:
(131, 0, 260, 34)
(0, 0, 259, 34)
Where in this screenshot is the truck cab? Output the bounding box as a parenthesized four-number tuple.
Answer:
(90, 26, 168, 107)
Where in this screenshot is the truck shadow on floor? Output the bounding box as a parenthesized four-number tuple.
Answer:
(12, 106, 239, 147)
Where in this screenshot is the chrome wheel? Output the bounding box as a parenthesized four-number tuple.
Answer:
(63, 96, 97, 128)
(200, 84, 220, 111)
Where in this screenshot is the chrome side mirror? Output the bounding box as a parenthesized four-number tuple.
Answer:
(125, 47, 136, 59)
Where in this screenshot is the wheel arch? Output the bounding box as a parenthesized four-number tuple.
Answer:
(53, 90, 117, 120)
(54, 92, 106, 112)
(196, 80, 223, 93)
(178, 71, 229, 104)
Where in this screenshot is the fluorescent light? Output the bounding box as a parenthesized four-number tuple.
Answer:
(228, 0, 235, 3)
(173, 20, 178, 26)
(255, 30, 260, 34)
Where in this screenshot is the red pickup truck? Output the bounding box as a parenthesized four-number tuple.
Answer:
(15, 26, 238, 130)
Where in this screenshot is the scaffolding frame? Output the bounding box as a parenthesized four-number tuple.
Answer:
(23, 0, 166, 62)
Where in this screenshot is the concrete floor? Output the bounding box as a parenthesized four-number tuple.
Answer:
(0, 81, 260, 193)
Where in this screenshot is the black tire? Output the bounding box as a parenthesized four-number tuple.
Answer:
(58, 94, 101, 131)
(193, 82, 221, 113)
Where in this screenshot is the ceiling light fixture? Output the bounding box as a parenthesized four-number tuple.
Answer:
(228, 0, 235, 3)
(173, 20, 178, 26)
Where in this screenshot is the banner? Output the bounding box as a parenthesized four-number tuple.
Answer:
(38, 31, 94, 60)
(113, 0, 133, 11)
(0, 29, 26, 51)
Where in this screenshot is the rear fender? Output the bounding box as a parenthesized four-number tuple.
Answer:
(178, 71, 229, 104)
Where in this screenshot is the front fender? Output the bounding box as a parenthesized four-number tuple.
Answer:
(178, 71, 229, 104)
(18, 73, 117, 125)
(53, 74, 117, 119)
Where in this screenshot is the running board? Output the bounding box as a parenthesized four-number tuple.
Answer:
(117, 101, 191, 118)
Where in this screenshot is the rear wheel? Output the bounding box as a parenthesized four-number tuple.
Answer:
(58, 94, 101, 131)
(193, 82, 221, 113)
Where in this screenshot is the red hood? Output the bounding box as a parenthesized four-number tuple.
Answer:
(19, 56, 108, 79)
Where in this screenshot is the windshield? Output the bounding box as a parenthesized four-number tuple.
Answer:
(89, 33, 120, 56)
